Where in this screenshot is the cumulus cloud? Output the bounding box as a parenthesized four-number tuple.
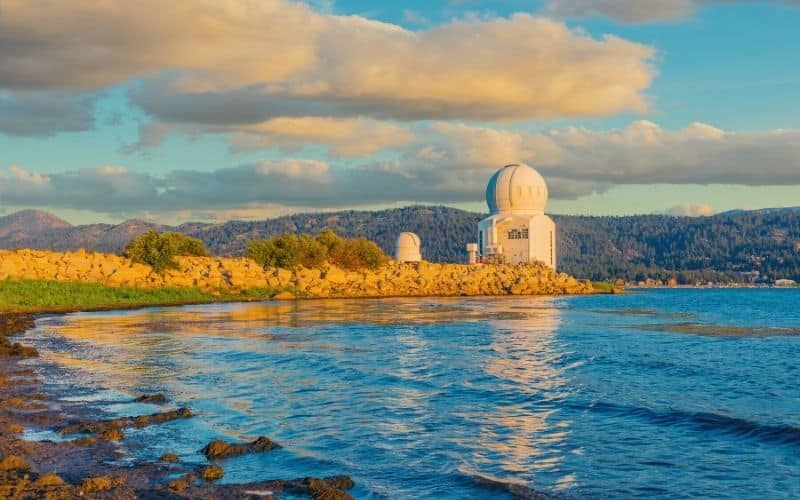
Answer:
(544, 0, 800, 23)
(426, 120, 800, 189)
(121, 122, 173, 155)
(666, 204, 716, 216)
(1, 0, 654, 125)
(0, 165, 160, 213)
(0, 91, 94, 136)
(224, 117, 414, 157)
(4, 121, 800, 219)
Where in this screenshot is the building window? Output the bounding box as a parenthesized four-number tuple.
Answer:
(507, 228, 529, 240)
(479, 230, 484, 255)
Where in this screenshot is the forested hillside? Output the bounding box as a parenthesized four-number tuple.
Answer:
(2, 206, 799, 283)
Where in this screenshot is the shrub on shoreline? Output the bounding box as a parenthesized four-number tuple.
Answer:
(245, 234, 327, 269)
(246, 230, 388, 270)
(123, 231, 209, 273)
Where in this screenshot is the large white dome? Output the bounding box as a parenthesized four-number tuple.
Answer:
(485, 163, 548, 214)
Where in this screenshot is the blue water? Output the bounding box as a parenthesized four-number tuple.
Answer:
(21, 289, 800, 498)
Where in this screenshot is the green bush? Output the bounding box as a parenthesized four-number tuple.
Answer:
(246, 230, 388, 270)
(245, 234, 327, 269)
(329, 237, 388, 270)
(123, 231, 209, 273)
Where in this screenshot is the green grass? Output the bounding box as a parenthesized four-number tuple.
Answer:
(0, 279, 277, 313)
(591, 281, 621, 294)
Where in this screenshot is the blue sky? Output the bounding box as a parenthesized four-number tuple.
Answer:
(1, 0, 799, 223)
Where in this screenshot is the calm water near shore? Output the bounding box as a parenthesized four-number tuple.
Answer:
(20, 289, 800, 498)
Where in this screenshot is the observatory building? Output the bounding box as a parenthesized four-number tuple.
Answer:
(395, 232, 422, 263)
(476, 164, 556, 268)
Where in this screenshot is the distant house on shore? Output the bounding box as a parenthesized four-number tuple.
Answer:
(774, 279, 797, 287)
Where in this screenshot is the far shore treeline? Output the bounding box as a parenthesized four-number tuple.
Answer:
(2, 206, 800, 283)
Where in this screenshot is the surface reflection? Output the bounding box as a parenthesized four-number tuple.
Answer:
(21, 290, 800, 499)
(472, 300, 574, 488)
(39, 299, 539, 390)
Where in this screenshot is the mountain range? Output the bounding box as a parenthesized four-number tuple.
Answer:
(2, 206, 799, 283)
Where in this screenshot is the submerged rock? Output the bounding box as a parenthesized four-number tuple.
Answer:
(5, 423, 23, 434)
(202, 436, 281, 459)
(231, 475, 356, 500)
(133, 393, 167, 404)
(80, 475, 126, 492)
(0, 455, 29, 471)
(32, 473, 64, 487)
(71, 436, 98, 447)
(0, 340, 38, 358)
(134, 406, 192, 426)
(469, 474, 554, 499)
(98, 425, 124, 441)
(59, 406, 193, 436)
(199, 464, 224, 481)
(168, 473, 197, 491)
(0, 470, 74, 498)
(308, 476, 355, 500)
(0, 314, 35, 337)
(159, 452, 179, 463)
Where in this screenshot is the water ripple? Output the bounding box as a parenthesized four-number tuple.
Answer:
(19, 290, 800, 499)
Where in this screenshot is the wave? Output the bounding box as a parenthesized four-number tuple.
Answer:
(459, 469, 557, 499)
(583, 400, 800, 447)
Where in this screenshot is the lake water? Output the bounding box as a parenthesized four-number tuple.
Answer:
(21, 289, 800, 498)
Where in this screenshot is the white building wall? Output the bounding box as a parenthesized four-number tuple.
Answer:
(529, 214, 556, 268)
(478, 213, 556, 268)
(501, 216, 530, 264)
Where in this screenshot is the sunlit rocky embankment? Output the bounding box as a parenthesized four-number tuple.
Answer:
(0, 248, 593, 298)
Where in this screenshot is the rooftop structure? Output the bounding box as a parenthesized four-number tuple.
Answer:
(476, 164, 556, 268)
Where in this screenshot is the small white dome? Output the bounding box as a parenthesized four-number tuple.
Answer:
(485, 163, 548, 214)
(395, 232, 422, 262)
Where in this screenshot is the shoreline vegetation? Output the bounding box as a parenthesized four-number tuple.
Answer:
(0, 229, 598, 315)
(0, 279, 275, 314)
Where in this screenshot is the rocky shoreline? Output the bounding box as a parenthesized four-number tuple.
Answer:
(0, 249, 590, 498)
(0, 312, 357, 499)
(0, 303, 570, 499)
(0, 249, 593, 298)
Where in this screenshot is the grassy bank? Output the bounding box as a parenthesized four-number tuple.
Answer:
(591, 281, 623, 294)
(0, 279, 277, 313)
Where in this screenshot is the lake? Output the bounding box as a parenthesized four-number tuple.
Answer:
(21, 289, 800, 498)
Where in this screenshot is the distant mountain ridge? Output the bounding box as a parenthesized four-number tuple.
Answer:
(0, 209, 72, 241)
(2, 206, 799, 283)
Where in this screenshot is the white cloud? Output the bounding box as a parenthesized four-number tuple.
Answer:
(4, 121, 800, 219)
(0, 91, 94, 136)
(8, 165, 47, 185)
(425, 120, 800, 188)
(544, 0, 800, 23)
(1, 1, 655, 125)
(666, 203, 716, 216)
(227, 117, 414, 157)
(545, 0, 695, 22)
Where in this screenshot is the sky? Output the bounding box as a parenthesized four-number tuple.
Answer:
(1, 0, 799, 224)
